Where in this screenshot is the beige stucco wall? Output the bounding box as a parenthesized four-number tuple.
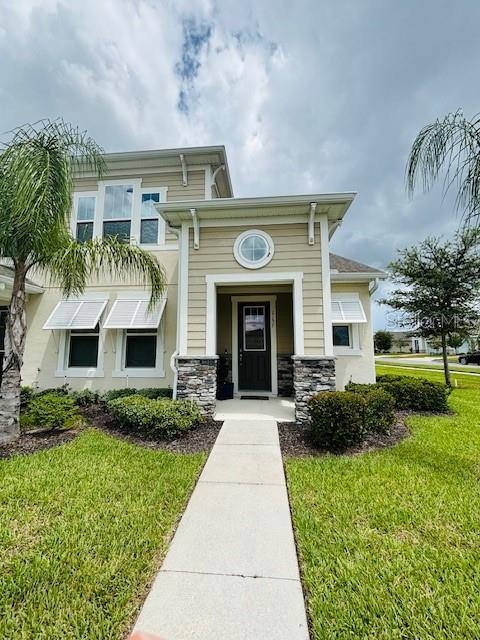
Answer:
(331, 282, 376, 389)
(187, 223, 324, 355)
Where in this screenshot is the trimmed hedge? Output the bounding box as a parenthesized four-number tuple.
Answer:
(346, 374, 449, 412)
(20, 393, 83, 432)
(309, 388, 396, 450)
(103, 387, 173, 403)
(106, 395, 202, 438)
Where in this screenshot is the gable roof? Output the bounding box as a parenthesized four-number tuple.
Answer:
(330, 253, 386, 281)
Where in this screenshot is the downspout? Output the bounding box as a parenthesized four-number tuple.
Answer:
(211, 164, 225, 198)
(166, 223, 181, 398)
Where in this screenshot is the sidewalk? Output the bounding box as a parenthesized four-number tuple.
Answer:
(132, 417, 309, 639)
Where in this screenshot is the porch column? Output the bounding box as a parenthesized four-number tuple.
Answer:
(292, 355, 336, 425)
(176, 356, 218, 417)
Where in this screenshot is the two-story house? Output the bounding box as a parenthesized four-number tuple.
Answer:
(0, 146, 385, 423)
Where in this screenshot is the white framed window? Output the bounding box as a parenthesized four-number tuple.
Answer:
(139, 188, 167, 246)
(106, 293, 167, 378)
(72, 181, 168, 247)
(73, 192, 96, 243)
(45, 295, 108, 378)
(233, 229, 274, 269)
(331, 293, 365, 355)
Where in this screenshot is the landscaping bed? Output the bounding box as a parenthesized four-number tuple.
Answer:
(82, 403, 222, 454)
(278, 413, 409, 457)
(0, 427, 81, 459)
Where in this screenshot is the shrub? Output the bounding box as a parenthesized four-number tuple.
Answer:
(346, 375, 450, 413)
(309, 391, 366, 450)
(376, 374, 449, 412)
(106, 396, 202, 438)
(362, 387, 396, 434)
(35, 384, 71, 398)
(20, 386, 35, 411)
(20, 393, 82, 432)
(103, 388, 138, 402)
(70, 389, 102, 407)
(136, 387, 173, 400)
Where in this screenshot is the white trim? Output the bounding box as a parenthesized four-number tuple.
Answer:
(320, 213, 333, 356)
(308, 202, 317, 245)
(233, 229, 274, 269)
(55, 328, 105, 378)
(333, 323, 361, 355)
(0, 274, 44, 294)
(72, 191, 97, 239)
(231, 295, 278, 396)
(205, 272, 304, 357)
(204, 165, 212, 200)
(112, 323, 165, 378)
(331, 272, 386, 282)
(178, 223, 189, 354)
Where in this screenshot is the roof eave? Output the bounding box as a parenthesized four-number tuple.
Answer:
(331, 271, 387, 282)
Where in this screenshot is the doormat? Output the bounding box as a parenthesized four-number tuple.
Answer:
(240, 396, 269, 400)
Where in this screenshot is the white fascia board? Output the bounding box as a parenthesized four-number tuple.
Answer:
(0, 275, 44, 294)
(330, 272, 387, 282)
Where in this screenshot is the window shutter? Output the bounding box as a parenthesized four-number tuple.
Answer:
(43, 299, 107, 330)
(104, 297, 166, 329)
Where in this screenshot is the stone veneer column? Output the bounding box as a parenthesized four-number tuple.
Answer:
(292, 355, 336, 425)
(176, 356, 218, 417)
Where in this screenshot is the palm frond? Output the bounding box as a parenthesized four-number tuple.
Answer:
(44, 236, 166, 306)
(406, 111, 480, 223)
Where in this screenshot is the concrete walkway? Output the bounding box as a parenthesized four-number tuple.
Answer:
(132, 417, 309, 639)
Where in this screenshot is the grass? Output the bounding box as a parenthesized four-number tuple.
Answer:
(0, 429, 204, 639)
(377, 358, 480, 375)
(286, 366, 480, 639)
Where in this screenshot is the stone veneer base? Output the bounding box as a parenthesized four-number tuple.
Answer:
(292, 355, 336, 425)
(176, 356, 218, 417)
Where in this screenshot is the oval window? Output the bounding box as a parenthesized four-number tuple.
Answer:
(234, 230, 274, 269)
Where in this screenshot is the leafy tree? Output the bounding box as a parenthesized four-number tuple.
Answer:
(0, 120, 166, 444)
(407, 111, 480, 226)
(381, 228, 480, 386)
(447, 333, 466, 353)
(374, 330, 392, 353)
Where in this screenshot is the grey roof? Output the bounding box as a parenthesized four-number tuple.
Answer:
(330, 253, 385, 274)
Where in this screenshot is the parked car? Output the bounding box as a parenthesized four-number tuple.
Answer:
(458, 352, 480, 365)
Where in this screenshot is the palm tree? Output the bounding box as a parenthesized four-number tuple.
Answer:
(407, 110, 480, 226)
(0, 120, 166, 444)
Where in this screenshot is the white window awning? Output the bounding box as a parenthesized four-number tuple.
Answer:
(103, 296, 167, 329)
(331, 297, 367, 323)
(43, 298, 108, 330)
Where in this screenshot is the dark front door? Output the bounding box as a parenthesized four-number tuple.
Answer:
(238, 302, 271, 391)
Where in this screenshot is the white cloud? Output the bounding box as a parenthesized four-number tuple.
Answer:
(0, 0, 478, 328)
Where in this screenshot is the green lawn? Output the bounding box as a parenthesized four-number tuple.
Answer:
(377, 358, 480, 375)
(0, 429, 204, 639)
(286, 367, 480, 639)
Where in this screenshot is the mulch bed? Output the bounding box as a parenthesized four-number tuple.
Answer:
(278, 412, 410, 457)
(0, 428, 80, 460)
(80, 405, 223, 454)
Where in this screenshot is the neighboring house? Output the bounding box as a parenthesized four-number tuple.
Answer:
(387, 331, 469, 355)
(0, 147, 386, 423)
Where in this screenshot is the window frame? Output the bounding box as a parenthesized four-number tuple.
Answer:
(233, 229, 274, 269)
(113, 327, 165, 378)
(67, 328, 100, 369)
(72, 182, 169, 247)
(54, 294, 106, 378)
(72, 192, 97, 243)
(139, 187, 168, 247)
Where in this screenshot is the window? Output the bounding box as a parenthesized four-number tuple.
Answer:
(333, 325, 350, 347)
(125, 329, 157, 368)
(243, 306, 266, 350)
(103, 184, 133, 242)
(75, 195, 96, 242)
(234, 230, 274, 269)
(140, 192, 161, 244)
(68, 327, 99, 368)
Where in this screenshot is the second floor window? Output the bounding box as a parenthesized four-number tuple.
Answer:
(103, 184, 133, 243)
(75, 195, 96, 242)
(140, 192, 161, 244)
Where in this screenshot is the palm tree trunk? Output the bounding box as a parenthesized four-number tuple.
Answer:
(0, 262, 27, 444)
(441, 332, 451, 388)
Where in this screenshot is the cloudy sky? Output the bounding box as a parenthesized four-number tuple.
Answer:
(1, 0, 478, 327)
